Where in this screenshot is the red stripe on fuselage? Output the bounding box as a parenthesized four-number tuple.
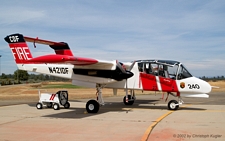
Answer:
(140, 73, 178, 92)
(140, 73, 158, 91)
(158, 76, 178, 92)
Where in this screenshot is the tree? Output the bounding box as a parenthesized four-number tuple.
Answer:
(38, 74, 45, 80)
(14, 70, 29, 81)
(45, 75, 49, 80)
(1, 73, 7, 79)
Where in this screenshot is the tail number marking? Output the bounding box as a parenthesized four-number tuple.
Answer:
(48, 67, 68, 74)
(11, 47, 31, 60)
(188, 84, 200, 89)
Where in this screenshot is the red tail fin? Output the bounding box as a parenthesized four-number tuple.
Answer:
(4, 34, 33, 64)
(49, 42, 74, 56)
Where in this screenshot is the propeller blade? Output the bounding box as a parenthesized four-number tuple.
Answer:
(116, 61, 126, 73)
(128, 61, 136, 71)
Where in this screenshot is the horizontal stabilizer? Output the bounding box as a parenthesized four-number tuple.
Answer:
(24, 36, 66, 46)
(24, 36, 74, 56)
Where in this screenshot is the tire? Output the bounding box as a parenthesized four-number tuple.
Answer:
(86, 100, 99, 113)
(168, 100, 179, 110)
(123, 95, 134, 105)
(47, 102, 53, 108)
(53, 103, 60, 110)
(36, 103, 43, 109)
(64, 102, 70, 109)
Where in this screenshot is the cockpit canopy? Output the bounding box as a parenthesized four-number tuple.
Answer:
(137, 60, 192, 80)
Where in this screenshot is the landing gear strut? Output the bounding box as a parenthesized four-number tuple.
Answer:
(85, 84, 105, 113)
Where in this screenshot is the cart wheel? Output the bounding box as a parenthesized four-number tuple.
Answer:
(53, 103, 60, 110)
(36, 103, 43, 109)
(64, 102, 70, 109)
(47, 102, 53, 108)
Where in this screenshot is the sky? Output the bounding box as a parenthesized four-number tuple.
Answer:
(0, 0, 225, 77)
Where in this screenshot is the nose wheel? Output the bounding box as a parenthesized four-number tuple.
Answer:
(168, 100, 179, 110)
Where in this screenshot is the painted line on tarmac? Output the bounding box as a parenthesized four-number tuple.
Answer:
(141, 105, 190, 141)
(140, 111, 173, 141)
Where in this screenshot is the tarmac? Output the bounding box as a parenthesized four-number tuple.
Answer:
(0, 93, 225, 141)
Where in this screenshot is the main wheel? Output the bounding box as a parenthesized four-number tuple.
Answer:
(168, 100, 179, 110)
(123, 95, 134, 105)
(53, 103, 60, 110)
(64, 102, 70, 109)
(36, 102, 43, 109)
(86, 100, 100, 113)
(47, 102, 53, 108)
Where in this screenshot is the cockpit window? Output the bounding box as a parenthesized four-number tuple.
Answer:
(168, 64, 179, 79)
(138, 62, 167, 77)
(177, 64, 192, 80)
(137, 61, 192, 80)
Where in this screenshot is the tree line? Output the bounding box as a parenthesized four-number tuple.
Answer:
(199, 76, 225, 81)
(0, 70, 69, 85)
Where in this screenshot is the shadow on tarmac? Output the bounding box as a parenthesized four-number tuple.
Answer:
(26, 99, 206, 119)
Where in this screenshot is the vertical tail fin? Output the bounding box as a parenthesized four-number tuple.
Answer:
(4, 33, 33, 64)
(49, 42, 74, 56)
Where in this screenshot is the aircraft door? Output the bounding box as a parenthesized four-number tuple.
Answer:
(158, 65, 178, 92)
(138, 62, 158, 91)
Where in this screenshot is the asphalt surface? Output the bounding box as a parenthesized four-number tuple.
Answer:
(0, 92, 224, 141)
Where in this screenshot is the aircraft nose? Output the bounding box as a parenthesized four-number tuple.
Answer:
(201, 79, 212, 93)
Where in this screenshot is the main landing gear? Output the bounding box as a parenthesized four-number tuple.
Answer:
(166, 92, 184, 110)
(123, 90, 135, 105)
(85, 84, 136, 113)
(85, 84, 105, 113)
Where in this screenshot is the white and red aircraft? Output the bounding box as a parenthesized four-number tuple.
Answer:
(5, 33, 212, 113)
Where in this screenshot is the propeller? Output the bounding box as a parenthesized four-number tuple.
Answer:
(116, 61, 136, 103)
(116, 61, 135, 78)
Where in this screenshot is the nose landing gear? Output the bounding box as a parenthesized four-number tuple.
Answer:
(166, 92, 184, 110)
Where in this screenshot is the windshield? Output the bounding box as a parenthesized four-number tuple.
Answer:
(177, 64, 192, 80)
(167, 64, 179, 79)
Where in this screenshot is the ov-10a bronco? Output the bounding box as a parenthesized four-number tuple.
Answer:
(5, 33, 212, 113)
